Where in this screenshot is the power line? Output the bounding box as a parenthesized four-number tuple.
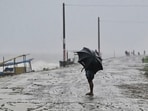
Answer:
(65, 3, 148, 24)
(101, 20, 148, 24)
(66, 4, 148, 8)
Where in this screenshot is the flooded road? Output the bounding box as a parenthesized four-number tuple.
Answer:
(0, 56, 148, 111)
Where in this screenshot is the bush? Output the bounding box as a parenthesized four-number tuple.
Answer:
(142, 56, 148, 63)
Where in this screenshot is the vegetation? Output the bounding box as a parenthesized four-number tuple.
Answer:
(142, 56, 148, 63)
(141, 56, 148, 76)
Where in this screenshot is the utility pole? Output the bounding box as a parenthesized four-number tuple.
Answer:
(98, 17, 100, 54)
(63, 3, 66, 64)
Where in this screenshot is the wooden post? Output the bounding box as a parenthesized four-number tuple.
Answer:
(14, 58, 16, 74)
(29, 61, 32, 72)
(3, 57, 4, 72)
(23, 55, 27, 73)
(98, 17, 100, 54)
(63, 3, 66, 64)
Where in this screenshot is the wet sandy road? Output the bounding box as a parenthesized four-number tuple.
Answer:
(0, 56, 148, 111)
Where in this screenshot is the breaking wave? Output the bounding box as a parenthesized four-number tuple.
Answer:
(32, 60, 59, 71)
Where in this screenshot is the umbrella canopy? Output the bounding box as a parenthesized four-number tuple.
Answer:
(77, 47, 103, 74)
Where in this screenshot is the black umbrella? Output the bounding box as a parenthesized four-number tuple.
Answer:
(77, 47, 103, 74)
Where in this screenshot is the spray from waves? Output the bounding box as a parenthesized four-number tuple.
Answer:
(30, 53, 62, 71)
(32, 60, 59, 71)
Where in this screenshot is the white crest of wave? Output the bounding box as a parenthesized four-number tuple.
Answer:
(32, 60, 59, 71)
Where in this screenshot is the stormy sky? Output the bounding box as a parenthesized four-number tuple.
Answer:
(0, 0, 148, 58)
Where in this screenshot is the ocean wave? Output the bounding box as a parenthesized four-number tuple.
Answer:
(32, 60, 59, 71)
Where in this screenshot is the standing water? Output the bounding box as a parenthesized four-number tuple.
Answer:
(0, 55, 147, 111)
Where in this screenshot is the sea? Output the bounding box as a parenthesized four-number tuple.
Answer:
(0, 53, 64, 72)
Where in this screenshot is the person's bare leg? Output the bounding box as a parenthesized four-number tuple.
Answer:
(86, 80, 94, 96)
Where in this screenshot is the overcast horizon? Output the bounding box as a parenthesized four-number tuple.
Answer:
(0, 0, 148, 59)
